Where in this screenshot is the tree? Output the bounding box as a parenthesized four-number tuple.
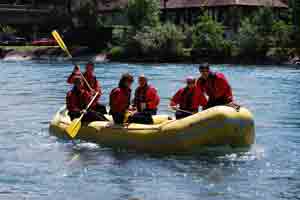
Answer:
(253, 7, 274, 36)
(292, 0, 300, 30)
(236, 18, 261, 56)
(126, 0, 160, 30)
(71, 0, 101, 29)
(271, 20, 293, 61)
(272, 20, 293, 47)
(192, 13, 226, 52)
(124, 23, 185, 59)
(236, 7, 276, 58)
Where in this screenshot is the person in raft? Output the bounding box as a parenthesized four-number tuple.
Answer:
(170, 76, 207, 119)
(66, 77, 107, 122)
(109, 73, 134, 124)
(196, 63, 233, 109)
(67, 62, 107, 114)
(129, 75, 160, 124)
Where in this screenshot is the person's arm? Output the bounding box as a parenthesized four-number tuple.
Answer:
(216, 75, 233, 101)
(109, 89, 121, 112)
(194, 86, 208, 108)
(94, 80, 101, 93)
(146, 88, 160, 108)
(170, 89, 182, 107)
(66, 93, 80, 112)
(132, 88, 138, 108)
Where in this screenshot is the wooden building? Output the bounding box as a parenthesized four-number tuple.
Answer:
(0, 1, 70, 38)
(95, 0, 288, 29)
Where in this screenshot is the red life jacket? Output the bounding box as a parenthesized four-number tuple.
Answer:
(67, 70, 102, 108)
(134, 84, 160, 111)
(66, 88, 90, 112)
(82, 72, 101, 92)
(197, 72, 233, 103)
(109, 87, 131, 113)
(171, 86, 203, 112)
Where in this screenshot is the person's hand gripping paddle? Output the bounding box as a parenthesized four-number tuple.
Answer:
(66, 92, 99, 138)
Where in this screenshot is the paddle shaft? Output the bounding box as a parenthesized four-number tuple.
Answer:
(71, 91, 100, 128)
(169, 106, 194, 114)
(51, 30, 93, 92)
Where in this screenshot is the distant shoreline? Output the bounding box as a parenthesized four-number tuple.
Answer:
(0, 46, 299, 66)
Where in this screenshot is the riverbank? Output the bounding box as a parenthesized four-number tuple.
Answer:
(0, 46, 299, 65)
(0, 46, 108, 62)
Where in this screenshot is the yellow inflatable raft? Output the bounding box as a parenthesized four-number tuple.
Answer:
(49, 106, 255, 154)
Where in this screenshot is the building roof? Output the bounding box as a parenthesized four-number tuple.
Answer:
(162, 0, 288, 9)
(97, 0, 288, 11)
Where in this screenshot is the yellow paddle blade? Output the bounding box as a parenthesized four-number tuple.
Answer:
(65, 118, 82, 138)
(51, 30, 65, 50)
(51, 30, 72, 58)
(124, 111, 131, 123)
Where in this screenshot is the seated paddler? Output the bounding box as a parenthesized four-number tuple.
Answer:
(67, 62, 107, 115)
(196, 63, 233, 109)
(128, 75, 160, 124)
(109, 73, 134, 124)
(170, 76, 207, 119)
(66, 76, 107, 123)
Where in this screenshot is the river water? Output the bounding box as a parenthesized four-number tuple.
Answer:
(0, 61, 300, 200)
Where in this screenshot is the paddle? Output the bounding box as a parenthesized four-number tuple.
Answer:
(169, 106, 194, 115)
(66, 92, 100, 138)
(51, 30, 93, 92)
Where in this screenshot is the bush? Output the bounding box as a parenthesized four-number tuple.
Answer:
(192, 13, 228, 56)
(126, 0, 160, 30)
(0, 25, 17, 34)
(124, 23, 185, 59)
(272, 20, 293, 47)
(109, 46, 125, 59)
(236, 7, 293, 60)
(270, 20, 293, 61)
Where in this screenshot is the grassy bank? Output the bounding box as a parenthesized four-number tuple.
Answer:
(0, 46, 58, 52)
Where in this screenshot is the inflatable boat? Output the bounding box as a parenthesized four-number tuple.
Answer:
(49, 106, 255, 154)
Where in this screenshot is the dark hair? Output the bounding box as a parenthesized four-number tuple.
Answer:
(199, 63, 210, 71)
(119, 73, 134, 88)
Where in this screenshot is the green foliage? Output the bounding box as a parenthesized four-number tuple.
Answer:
(182, 24, 194, 48)
(109, 46, 125, 59)
(192, 13, 228, 55)
(253, 7, 274, 34)
(126, 0, 160, 30)
(236, 7, 294, 62)
(0, 25, 17, 34)
(236, 8, 277, 57)
(125, 23, 185, 58)
(272, 20, 293, 47)
(236, 18, 261, 56)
